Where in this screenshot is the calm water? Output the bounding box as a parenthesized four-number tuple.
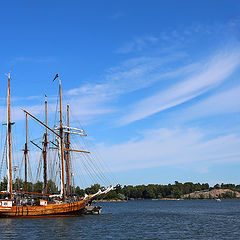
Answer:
(0, 200, 240, 239)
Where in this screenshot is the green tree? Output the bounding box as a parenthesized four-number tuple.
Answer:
(0, 177, 7, 191)
(75, 186, 85, 197)
(34, 181, 43, 193)
(27, 182, 33, 192)
(13, 177, 24, 191)
(47, 180, 58, 194)
(143, 187, 155, 199)
(85, 184, 101, 194)
(172, 189, 181, 199)
(104, 190, 118, 199)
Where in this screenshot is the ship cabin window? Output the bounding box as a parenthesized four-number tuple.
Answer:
(39, 200, 47, 206)
(1, 201, 12, 207)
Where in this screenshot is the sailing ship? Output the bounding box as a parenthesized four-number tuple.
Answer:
(0, 74, 113, 218)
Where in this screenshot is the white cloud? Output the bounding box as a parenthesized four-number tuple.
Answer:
(63, 54, 191, 122)
(0, 52, 190, 124)
(119, 48, 240, 125)
(67, 95, 115, 122)
(66, 54, 187, 98)
(105, 53, 187, 93)
(55, 46, 240, 126)
(0, 88, 113, 125)
(98, 127, 240, 173)
(0, 102, 55, 122)
(179, 85, 240, 121)
(2, 44, 240, 129)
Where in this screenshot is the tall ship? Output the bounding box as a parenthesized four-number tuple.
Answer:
(0, 74, 113, 218)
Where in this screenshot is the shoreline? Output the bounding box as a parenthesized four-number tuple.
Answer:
(93, 198, 240, 202)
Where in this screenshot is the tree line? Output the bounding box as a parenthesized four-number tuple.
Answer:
(80, 182, 240, 200)
(1, 178, 240, 199)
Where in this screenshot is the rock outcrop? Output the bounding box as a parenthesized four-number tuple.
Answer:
(183, 188, 240, 199)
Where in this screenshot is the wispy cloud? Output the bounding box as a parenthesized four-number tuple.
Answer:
(67, 95, 115, 123)
(64, 53, 190, 122)
(3, 46, 240, 128)
(116, 35, 159, 54)
(179, 85, 240, 122)
(0, 52, 190, 124)
(67, 53, 187, 97)
(99, 127, 240, 173)
(0, 102, 55, 123)
(3, 22, 240, 128)
(54, 20, 240, 125)
(119, 48, 240, 125)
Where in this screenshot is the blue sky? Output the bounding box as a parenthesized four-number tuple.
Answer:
(1, 0, 240, 187)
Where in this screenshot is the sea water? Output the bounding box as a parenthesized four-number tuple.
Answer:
(0, 199, 240, 239)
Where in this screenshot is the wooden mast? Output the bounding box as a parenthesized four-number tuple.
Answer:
(43, 94, 48, 194)
(66, 104, 70, 196)
(7, 74, 13, 198)
(59, 78, 65, 201)
(24, 113, 28, 192)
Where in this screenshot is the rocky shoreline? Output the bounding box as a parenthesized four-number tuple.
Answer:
(93, 188, 240, 201)
(182, 188, 240, 199)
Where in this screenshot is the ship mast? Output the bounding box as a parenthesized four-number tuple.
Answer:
(59, 79, 65, 201)
(24, 113, 28, 192)
(43, 94, 48, 194)
(65, 104, 70, 196)
(23, 75, 89, 201)
(6, 74, 13, 198)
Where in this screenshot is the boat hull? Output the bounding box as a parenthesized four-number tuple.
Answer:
(0, 200, 88, 218)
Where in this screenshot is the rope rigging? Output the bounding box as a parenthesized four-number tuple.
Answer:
(0, 78, 117, 196)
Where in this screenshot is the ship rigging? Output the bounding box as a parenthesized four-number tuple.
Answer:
(0, 74, 115, 217)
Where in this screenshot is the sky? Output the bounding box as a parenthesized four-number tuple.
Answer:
(0, 0, 240, 187)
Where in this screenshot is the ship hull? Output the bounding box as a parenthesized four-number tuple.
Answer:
(0, 200, 88, 218)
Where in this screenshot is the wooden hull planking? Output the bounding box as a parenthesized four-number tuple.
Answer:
(0, 200, 88, 218)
